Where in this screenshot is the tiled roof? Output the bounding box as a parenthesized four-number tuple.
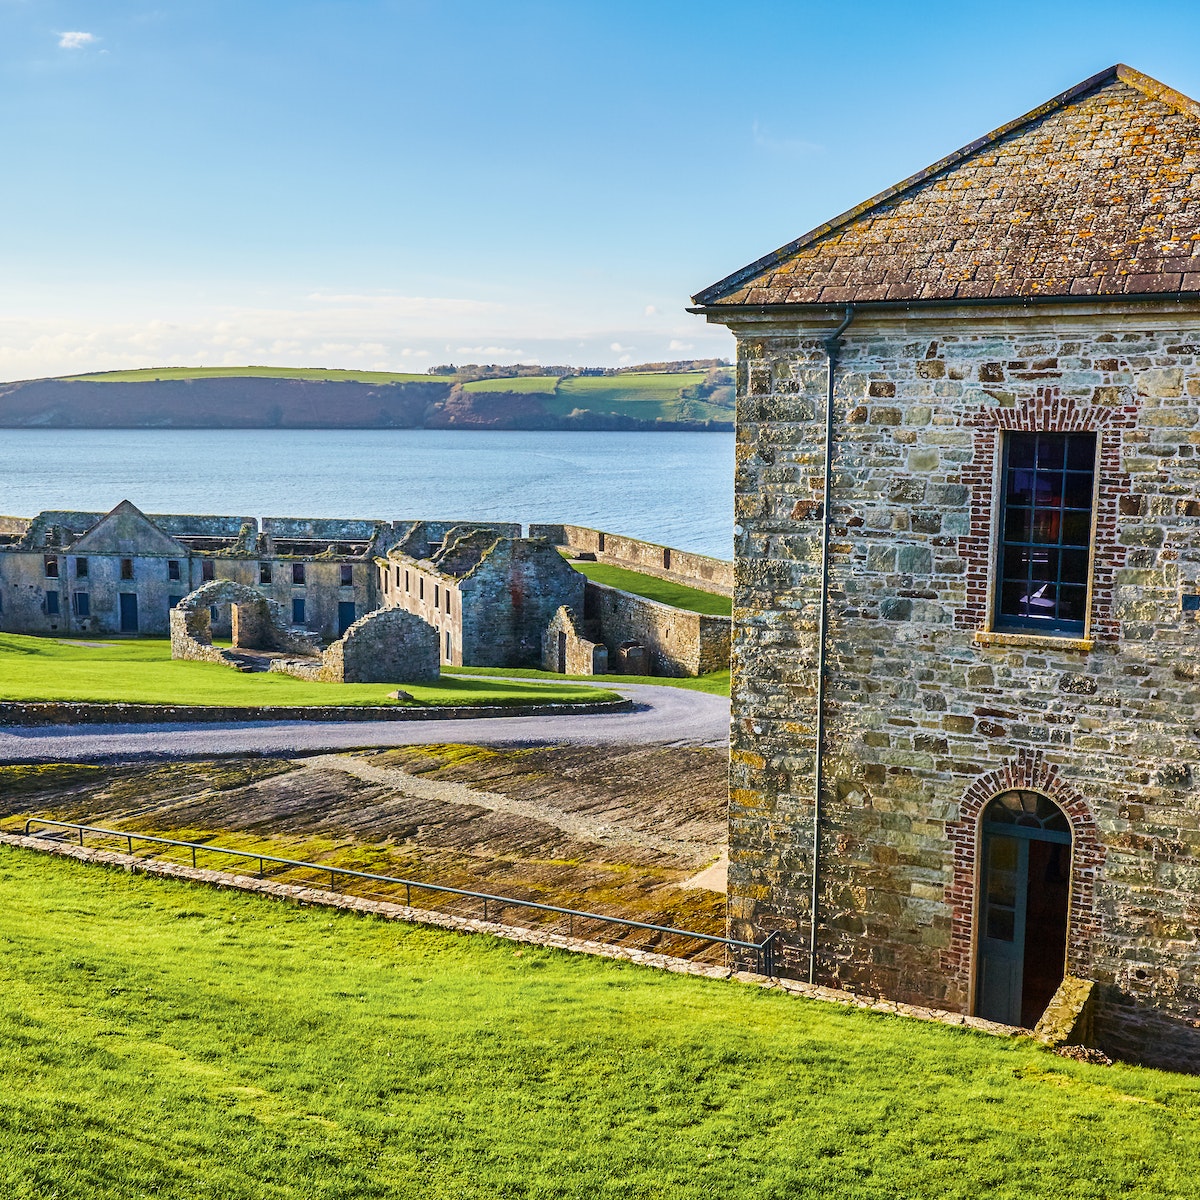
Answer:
(693, 66, 1200, 308)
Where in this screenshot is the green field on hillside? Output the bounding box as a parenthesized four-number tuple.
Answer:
(0, 634, 617, 707)
(544, 371, 721, 420)
(461, 375, 561, 394)
(63, 366, 437, 384)
(0, 848, 1197, 1199)
(569, 561, 733, 616)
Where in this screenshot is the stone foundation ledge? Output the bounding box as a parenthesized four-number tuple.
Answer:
(0, 697, 634, 727)
(0, 831, 1021, 1042)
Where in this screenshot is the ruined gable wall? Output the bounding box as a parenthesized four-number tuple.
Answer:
(729, 309, 1200, 1065)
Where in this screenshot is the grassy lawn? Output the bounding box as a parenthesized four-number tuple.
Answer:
(62, 366, 438, 384)
(449, 664, 731, 697)
(0, 635, 618, 708)
(1, 849, 1198, 1199)
(461, 375, 561, 394)
(569, 561, 732, 616)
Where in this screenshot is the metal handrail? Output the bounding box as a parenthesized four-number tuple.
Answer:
(21, 817, 781, 976)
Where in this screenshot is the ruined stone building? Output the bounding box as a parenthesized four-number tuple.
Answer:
(692, 65, 1200, 1066)
(378, 521, 584, 667)
(0, 500, 381, 642)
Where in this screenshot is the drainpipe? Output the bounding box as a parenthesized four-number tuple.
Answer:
(809, 305, 856, 985)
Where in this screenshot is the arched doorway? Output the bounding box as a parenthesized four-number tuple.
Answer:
(975, 790, 1072, 1027)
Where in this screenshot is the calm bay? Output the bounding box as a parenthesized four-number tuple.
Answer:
(0, 428, 735, 559)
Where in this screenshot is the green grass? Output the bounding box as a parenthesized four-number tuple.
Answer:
(461, 375, 561, 394)
(570, 561, 732, 616)
(0, 634, 618, 708)
(60, 366, 438, 384)
(1, 848, 1198, 1199)
(542, 372, 723, 421)
(448, 664, 731, 697)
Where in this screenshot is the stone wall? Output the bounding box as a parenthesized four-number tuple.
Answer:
(584, 580, 730, 677)
(541, 606, 608, 674)
(723, 305, 1200, 1066)
(171, 580, 321, 666)
(315, 607, 439, 683)
(531, 524, 733, 596)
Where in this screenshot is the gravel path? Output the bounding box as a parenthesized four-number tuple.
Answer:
(0, 682, 730, 762)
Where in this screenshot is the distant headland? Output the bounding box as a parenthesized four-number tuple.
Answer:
(0, 360, 734, 431)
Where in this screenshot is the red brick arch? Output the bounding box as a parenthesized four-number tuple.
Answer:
(942, 749, 1105, 1012)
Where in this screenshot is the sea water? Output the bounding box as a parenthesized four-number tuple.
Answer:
(0, 428, 735, 559)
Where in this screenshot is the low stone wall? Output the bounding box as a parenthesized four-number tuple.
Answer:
(0, 830, 1023, 1045)
(0, 697, 633, 727)
(584, 580, 730, 677)
(272, 607, 440, 684)
(541, 606, 608, 675)
(1092, 982, 1200, 1074)
(531, 524, 733, 596)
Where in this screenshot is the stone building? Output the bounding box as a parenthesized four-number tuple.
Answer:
(0, 500, 381, 642)
(692, 65, 1200, 1066)
(378, 522, 584, 667)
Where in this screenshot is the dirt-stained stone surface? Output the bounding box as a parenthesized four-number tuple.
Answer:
(0, 744, 728, 952)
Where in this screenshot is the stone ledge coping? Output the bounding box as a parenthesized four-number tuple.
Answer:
(0, 830, 1022, 1043)
(0, 697, 634, 727)
(973, 630, 1095, 653)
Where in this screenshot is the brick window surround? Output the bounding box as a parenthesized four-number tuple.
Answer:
(958, 388, 1137, 642)
(943, 750, 1105, 1014)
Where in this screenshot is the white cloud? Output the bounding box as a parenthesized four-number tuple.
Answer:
(668, 339, 693, 351)
(610, 342, 629, 353)
(644, 305, 657, 316)
(57, 31, 96, 49)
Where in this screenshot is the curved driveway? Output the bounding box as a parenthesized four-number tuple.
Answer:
(0, 681, 730, 762)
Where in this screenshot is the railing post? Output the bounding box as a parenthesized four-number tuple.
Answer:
(405, 883, 411, 906)
(79, 827, 84, 847)
(192, 846, 196, 869)
(483, 898, 488, 921)
(330, 870, 337, 892)
(259, 857, 264, 879)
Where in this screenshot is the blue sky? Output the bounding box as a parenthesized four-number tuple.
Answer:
(1, 0, 1197, 379)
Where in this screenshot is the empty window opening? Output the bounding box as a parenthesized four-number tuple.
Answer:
(434, 584, 440, 607)
(340, 564, 354, 587)
(419, 577, 424, 600)
(44, 556, 59, 579)
(260, 562, 273, 585)
(201, 560, 215, 582)
(120, 558, 134, 580)
(169, 596, 182, 610)
(75, 557, 88, 579)
(73, 592, 90, 618)
(292, 563, 306, 586)
(445, 591, 451, 615)
(168, 559, 181, 581)
(445, 631, 452, 659)
(46, 591, 60, 616)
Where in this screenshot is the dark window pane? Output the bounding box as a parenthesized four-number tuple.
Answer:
(1030, 549, 1060, 583)
(1060, 549, 1089, 584)
(1007, 469, 1035, 505)
(1034, 473, 1063, 506)
(1061, 510, 1091, 545)
(1058, 586, 1088, 621)
(1037, 434, 1066, 469)
(1064, 472, 1094, 509)
(1008, 436, 1036, 468)
(987, 907, 1016, 942)
(1067, 437, 1095, 470)
(1004, 506, 1032, 542)
(1031, 511, 1061, 543)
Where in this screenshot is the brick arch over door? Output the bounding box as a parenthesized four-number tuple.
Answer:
(943, 749, 1105, 1012)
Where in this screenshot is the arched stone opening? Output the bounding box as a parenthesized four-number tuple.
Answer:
(170, 579, 321, 666)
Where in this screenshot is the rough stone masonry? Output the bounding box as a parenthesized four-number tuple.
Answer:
(692, 64, 1200, 1070)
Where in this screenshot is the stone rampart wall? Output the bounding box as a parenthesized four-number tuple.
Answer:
(584, 580, 730, 677)
(318, 607, 439, 683)
(531, 524, 733, 596)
